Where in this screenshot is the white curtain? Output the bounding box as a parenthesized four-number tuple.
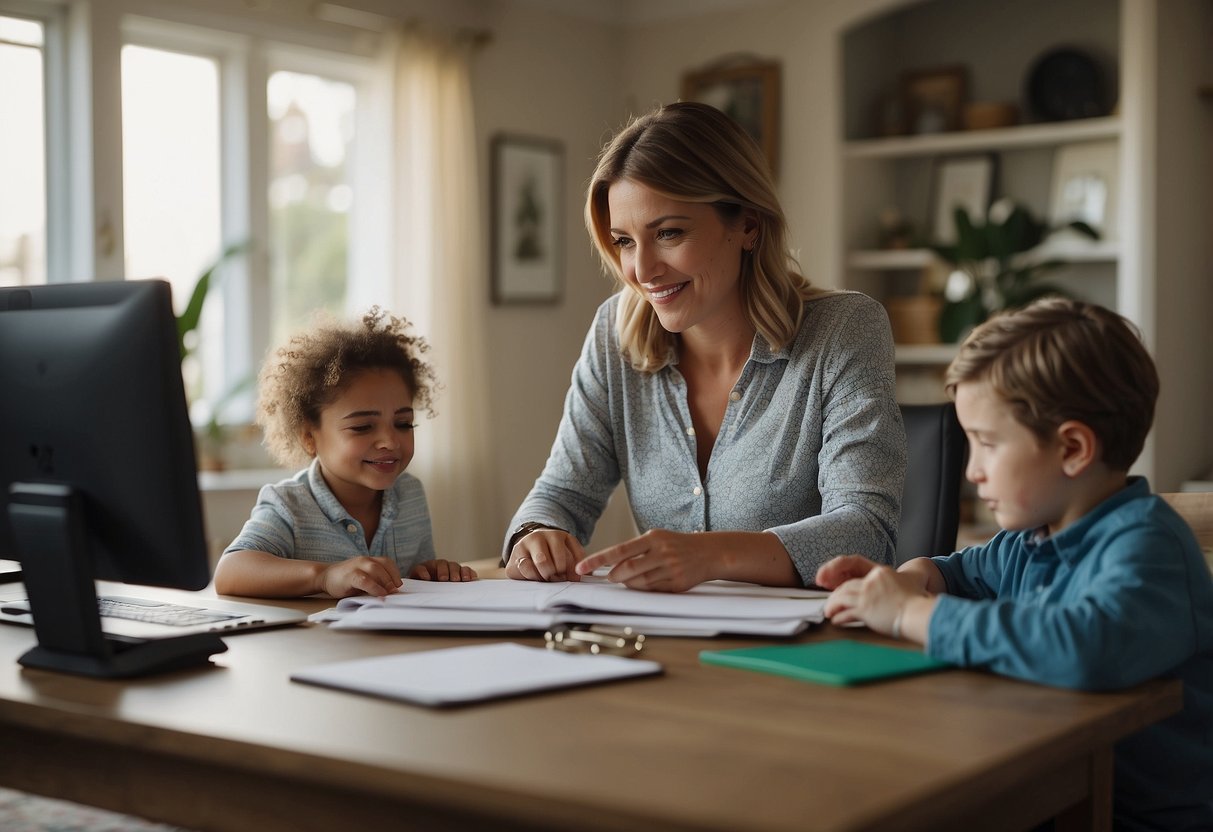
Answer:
(390, 29, 497, 561)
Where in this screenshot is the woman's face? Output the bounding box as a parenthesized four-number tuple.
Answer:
(606, 179, 755, 336)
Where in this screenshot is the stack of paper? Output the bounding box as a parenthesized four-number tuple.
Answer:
(311, 577, 827, 637)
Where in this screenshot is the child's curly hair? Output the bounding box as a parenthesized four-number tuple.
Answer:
(257, 307, 439, 468)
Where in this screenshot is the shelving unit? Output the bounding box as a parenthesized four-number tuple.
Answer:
(839, 0, 1126, 404)
(836, 0, 1212, 491)
(843, 116, 1121, 160)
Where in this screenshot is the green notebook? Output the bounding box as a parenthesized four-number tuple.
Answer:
(699, 639, 951, 687)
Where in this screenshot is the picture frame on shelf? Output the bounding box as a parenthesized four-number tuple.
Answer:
(1048, 139, 1118, 240)
(930, 154, 995, 244)
(491, 134, 563, 305)
(901, 65, 968, 134)
(682, 58, 781, 175)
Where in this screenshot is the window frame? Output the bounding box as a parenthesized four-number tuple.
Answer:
(2, 3, 391, 427)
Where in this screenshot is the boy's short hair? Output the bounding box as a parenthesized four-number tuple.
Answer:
(944, 298, 1158, 470)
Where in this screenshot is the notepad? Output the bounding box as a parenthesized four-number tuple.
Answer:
(291, 642, 663, 707)
(699, 639, 950, 686)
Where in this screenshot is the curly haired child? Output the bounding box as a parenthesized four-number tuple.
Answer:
(214, 307, 477, 598)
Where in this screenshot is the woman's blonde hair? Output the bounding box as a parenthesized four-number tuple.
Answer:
(585, 101, 816, 371)
(945, 298, 1158, 470)
(257, 307, 438, 468)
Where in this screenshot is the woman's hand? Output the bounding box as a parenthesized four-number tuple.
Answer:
(410, 560, 478, 582)
(575, 529, 717, 592)
(318, 556, 402, 598)
(506, 528, 586, 582)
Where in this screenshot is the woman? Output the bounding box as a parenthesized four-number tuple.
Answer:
(503, 102, 905, 591)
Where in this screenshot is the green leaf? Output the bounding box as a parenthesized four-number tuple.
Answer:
(177, 240, 250, 360)
(939, 295, 986, 343)
(1061, 220, 1101, 240)
(953, 207, 987, 261)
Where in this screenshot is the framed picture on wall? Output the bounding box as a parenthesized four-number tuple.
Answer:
(1049, 140, 1118, 240)
(491, 134, 564, 305)
(681, 59, 781, 176)
(901, 65, 968, 135)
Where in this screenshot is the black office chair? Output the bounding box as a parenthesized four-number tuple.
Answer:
(896, 402, 967, 565)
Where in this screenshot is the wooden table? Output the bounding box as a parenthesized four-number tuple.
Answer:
(0, 582, 1181, 832)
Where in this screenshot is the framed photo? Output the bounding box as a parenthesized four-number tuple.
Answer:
(901, 65, 968, 134)
(491, 134, 563, 305)
(682, 59, 781, 176)
(1049, 139, 1118, 240)
(931, 154, 995, 243)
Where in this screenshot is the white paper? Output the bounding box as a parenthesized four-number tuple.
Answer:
(317, 577, 825, 636)
(291, 642, 662, 706)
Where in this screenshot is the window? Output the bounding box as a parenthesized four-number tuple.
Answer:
(4, 7, 388, 432)
(267, 69, 356, 348)
(121, 44, 223, 405)
(0, 13, 47, 285)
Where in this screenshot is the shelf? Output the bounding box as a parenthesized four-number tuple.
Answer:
(895, 343, 958, 365)
(848, 240, 1120, 272)
(844, 117, 1121, 160)
(198, 468, 291, 492)
(847, 249, 932, 270)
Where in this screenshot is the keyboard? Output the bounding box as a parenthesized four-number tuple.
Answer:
(97, 596, 242, 627)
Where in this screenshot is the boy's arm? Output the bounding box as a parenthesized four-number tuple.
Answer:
(926, 523, 1206, 690)
(897, 556, 949, 593)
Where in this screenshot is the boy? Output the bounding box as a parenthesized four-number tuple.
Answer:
(818, 298, 1213, 830)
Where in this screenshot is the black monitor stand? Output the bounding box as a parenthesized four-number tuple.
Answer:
(8, 484, 227, 678)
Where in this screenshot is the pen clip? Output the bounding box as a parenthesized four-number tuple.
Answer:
(544, 625, 646, 656)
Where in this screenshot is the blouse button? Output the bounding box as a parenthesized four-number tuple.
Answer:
(693, 486, 703, 496)
(729, 390, 741, 401)
(346, 523, 357, 533)
(686, 426, 696, 436)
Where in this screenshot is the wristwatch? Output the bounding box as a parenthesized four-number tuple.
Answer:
(507, 521, 562, 555)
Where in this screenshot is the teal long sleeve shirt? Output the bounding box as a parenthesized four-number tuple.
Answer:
(928, 478, 1213, 830)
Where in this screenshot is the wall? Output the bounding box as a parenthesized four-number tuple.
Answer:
(616, 0, 906, 294)
(471, 3, 636, 551)
(619, 0, 1213, 491)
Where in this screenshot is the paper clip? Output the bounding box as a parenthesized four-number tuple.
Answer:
(544, 625, 646, 656)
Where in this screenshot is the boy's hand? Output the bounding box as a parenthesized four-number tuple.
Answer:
(824, 566, 927, 637)
(410, 559, 478, 582)
(814, 555, 880, 590)
(319, 556, 402, 598)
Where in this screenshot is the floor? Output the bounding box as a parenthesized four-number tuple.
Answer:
(0, 788, 188, 832)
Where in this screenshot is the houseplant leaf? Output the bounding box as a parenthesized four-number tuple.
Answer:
(177, 240, 249, 360)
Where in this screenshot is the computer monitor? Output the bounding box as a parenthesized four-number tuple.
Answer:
(0, 279, 227, 677)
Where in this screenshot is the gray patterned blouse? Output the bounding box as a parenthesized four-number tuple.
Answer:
(504, 290, 906, 584)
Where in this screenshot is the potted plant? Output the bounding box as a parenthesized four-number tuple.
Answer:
(930, 200, 1098, 343)
(176, 241, 250, 470)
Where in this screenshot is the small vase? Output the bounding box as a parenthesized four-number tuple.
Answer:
(886, 296, 943, 345)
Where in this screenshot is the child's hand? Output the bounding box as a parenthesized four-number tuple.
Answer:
(814, 555, 880, 590)
(410, 559, 478, 582)
(319, 556, 402, 598)
(824, 566, 926, 637)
